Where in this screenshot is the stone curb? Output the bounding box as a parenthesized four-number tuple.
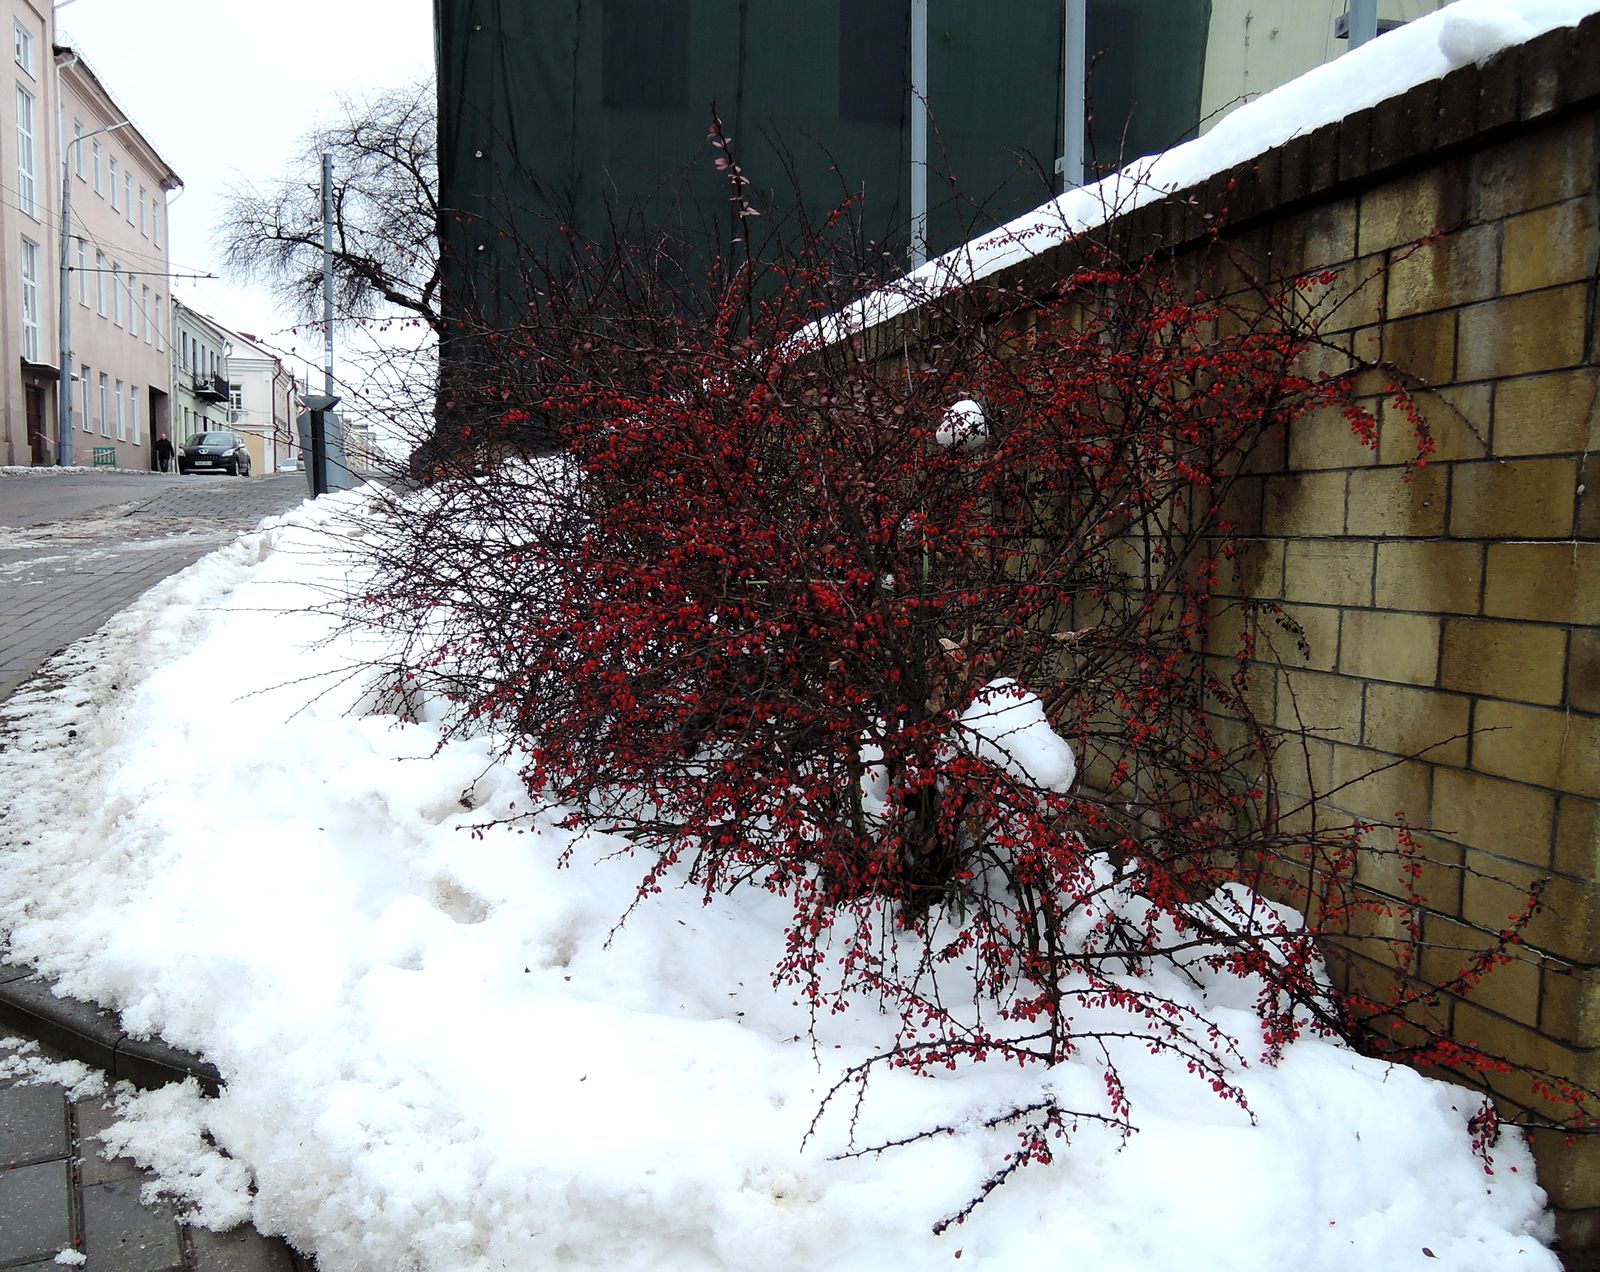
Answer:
(0, 963, 222, 1095)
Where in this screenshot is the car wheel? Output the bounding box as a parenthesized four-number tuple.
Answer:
(226, 460, 238, 476)
(178, 464, 189, 475)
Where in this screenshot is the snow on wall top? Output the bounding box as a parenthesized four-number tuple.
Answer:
(824, 0, 1600, 340)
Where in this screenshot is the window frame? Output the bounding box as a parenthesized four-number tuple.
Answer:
(98, 373, 109, 438)
(15, 83, 35, 218)
(19, 235, 40, 361)
(109, 155, 120, 211)
(80, 364, 92, 432)
(112, 263, 123, 326)
(13, 20, 32, 76)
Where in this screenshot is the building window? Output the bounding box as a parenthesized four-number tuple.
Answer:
(73, 120, 84, 178)
(95, 251, 107, 315)
(92, 140, 102, 194)
(13, 20, 32, 75)
(229, 383, 243, 421)
(109, 156, 120, 210)
(80, 364, 91, 431)
(155, 296, 164, 351)
(152, 204, 162, 249)
(124, 172, 133, 223)
(112, 264, 123, 326)
(601, 0, 688, 109)
(839, 0, 910, 125)
(181, 331, 189, 371)
(139, 187, 147, 235)
(99, 373, 109, 437)
(19, 236, 39, 361)
(15, 84, 35, 218)
(115, 379, 126, 441)
(77, 238, 88, 305)
(141, 285, 152, 342)
(130, 387, 140, 445)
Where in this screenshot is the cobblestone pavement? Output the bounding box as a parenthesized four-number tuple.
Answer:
(1, 471, 319, 1269)
(0, 473, 312, 700)
(0, 1049, 307, 1270)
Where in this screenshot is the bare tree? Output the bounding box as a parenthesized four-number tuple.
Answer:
(219, 83, 441, 332)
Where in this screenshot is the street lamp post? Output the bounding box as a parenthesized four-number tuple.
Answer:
(57, 118, 129, 466)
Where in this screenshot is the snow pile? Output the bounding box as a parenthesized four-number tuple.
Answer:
(98, 1080, 257, 1230)
(0, 483, 1561, 1271)
(0, 1035, 107, 1100)
(957, 678, 1077, 792)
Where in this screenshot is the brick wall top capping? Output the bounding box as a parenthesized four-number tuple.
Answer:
(1187, 14, 1596, 238)
(862, 11, 1600, 354)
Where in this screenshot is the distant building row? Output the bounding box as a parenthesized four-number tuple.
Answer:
(0, 0, 303, 474)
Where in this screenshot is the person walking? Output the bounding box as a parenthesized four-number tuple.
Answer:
(154, 432, 174, 473)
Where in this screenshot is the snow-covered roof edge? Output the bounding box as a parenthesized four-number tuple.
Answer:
(818, 0, 1600, 347)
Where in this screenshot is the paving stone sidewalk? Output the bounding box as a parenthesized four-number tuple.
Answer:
(1, 472, 321, 1269)
(0, 1056, 306, 1271)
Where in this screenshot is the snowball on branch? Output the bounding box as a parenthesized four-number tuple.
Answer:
(935, 398, 989, 453)
(956, 678, 1077, 793)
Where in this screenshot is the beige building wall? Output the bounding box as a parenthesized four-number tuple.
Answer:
(1200, 1, 1449, 132)
(0, 0, 60, 466)
(0, 9, 178, 471)
(58, 50, 178, 469)
(224, 331, 299, 473)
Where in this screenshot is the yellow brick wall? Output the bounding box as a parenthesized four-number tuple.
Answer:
(866, 26, 1600, 1251)
(1201, 106, 1600, 1242)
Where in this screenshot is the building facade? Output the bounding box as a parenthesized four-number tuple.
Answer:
(168, 298, 231, 451)
(57, 47, 180, 469)
(224, 329, 300, 473)
(0, 1, 180, 469)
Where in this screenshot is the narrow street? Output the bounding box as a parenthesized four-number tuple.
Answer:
(0, 472, 312, 700)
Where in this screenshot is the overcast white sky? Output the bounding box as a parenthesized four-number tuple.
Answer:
(56, 0, 434, 384)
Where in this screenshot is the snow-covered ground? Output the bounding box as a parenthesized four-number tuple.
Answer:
(0, 486, 1562, 1271)
(3, 3, 1594, 1264)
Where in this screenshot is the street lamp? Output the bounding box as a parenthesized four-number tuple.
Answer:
(57, 117, 130, 466)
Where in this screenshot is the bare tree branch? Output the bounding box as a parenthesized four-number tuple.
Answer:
(218, 82, 441, 332)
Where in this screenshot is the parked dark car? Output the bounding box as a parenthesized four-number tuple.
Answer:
(178, 431, 252, 476)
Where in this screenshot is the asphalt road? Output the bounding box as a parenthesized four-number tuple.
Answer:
(0, 471, 316, 701)
(0, 469, 312, 529)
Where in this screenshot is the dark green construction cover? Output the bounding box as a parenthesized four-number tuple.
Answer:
(436, 1, 1211, 326)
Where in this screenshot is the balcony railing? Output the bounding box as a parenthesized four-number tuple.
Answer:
(192, 370, 229, 402)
